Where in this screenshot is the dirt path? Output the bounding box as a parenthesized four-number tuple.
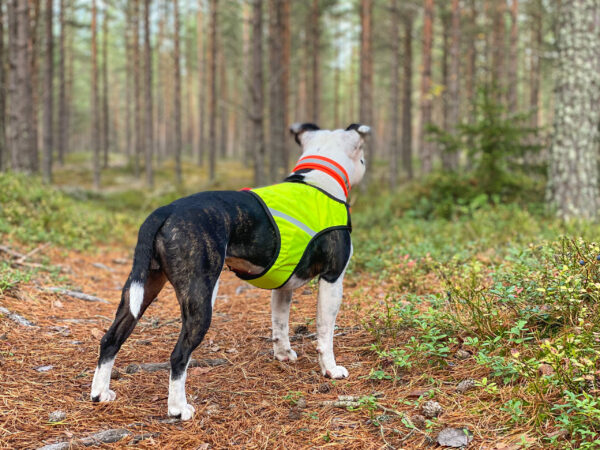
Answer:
(0, 245, 411, 449)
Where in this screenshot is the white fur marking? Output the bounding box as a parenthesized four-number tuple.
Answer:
(168, 360, 195, 420)
(211, 280, 220, 308)
(129, 281, 145, 319)
(90, 357, 116, 401)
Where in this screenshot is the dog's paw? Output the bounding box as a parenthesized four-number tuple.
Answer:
(274, 348, 298, 362)
(91, 389, 116, 403)
(324, 366, 349, 379)
(168, 403, 195, 421)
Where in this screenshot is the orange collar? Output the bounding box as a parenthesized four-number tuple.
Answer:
(292, 155, 351, 197)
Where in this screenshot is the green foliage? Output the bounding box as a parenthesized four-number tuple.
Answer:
(0, 172, 137, 249)
(0, 262, 32, 295)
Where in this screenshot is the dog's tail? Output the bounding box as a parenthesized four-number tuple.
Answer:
(128, 204, 172, 318)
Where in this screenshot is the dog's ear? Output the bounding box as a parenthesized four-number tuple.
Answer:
(345, 123, 371, 136)
(290, 122, 320, 146)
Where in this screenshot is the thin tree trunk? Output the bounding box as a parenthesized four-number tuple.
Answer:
(218, 45, 228, 160)
(447, 0, 460, 169)
(465, 0, 477, 123)
(268, 0, 285, 182)
(310, 0, 319, 123)
(547, 0, 600, 220)
(418, 0, 434, 174)
(196, 1, 204, 165)
(125, 0, 132, 161)
(91, 0, 100, 189)
(281, 0, 290, 170)
(133, 0, 141, 177)
(529, 0, 542, 128)
(144, 0, 153, 187)
(401, 13, 413, 180)
(101, 5, 109, 168)
(207, 0, 217, 180)
(251, 0, 264, 185)
(173, 0, 182, 184)
(241, 2, 251, 166)
(359, 0, 373, 162)
(441, 6, 450, 169)
(7, 0, 38, 172)
(389, 0, 399, 189)
(57, 0, 67, 165)
(491, 0, 506, 97)
(42, 0, 53, 183)
(29, 0, 40, 154)
(507, 0, 519, 113)
(0, 2, 5, 171)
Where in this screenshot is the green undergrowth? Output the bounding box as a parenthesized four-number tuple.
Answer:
(354, 182, 600, 447)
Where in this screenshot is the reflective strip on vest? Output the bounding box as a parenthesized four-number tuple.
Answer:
(268, 208, 316, 237)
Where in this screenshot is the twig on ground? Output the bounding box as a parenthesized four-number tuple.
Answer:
(37, 428, 131, 449)
(126, 358, 229, 373)
(16, 243, 51, 264)
(45, 287, 109, 304)
(92, 262, 114, 272)
(0, 306, 35, 327)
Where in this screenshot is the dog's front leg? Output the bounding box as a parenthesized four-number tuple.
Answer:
(271, 289, 297, 361)
(316, 275, 348, 379)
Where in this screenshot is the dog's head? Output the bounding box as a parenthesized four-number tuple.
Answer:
(289, 123, 371, 187)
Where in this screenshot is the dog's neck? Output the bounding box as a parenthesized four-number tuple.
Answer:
(287, 154, 351, 202)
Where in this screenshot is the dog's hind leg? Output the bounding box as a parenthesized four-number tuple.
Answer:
(271, 289, 297, 362)
(167, 275, 218, 420)
(91, 270, 166, 402)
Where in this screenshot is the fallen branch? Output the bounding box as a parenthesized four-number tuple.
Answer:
(126, 358, 229, 374)
(92, 262, 114, 272)
(0, 306, 35, 327)
(16, 243, 51, 264)
(0, 245, 25, 259)
(37, 428, 131, 450)
(0, 244, 48, 269)
(46, 287, 109, 304)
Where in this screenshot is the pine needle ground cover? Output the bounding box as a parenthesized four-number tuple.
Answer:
(2, 174, 600, 448)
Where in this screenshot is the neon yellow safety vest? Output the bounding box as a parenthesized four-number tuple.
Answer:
(239, 182, 351, 290)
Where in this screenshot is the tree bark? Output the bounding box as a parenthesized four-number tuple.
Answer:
(207, 0, 217, 180)
(133, 0, 141, 177)
(218, 44, 228, 160)
(250, 0, 264, 186)
(0, 2, 5, 171)
(359, 0, 373, 162)
(144, 0, 153, 187)
(7, 0, 38, 172)
(125, 0, 132, 161)
(447, 0, 460, 169)
(389, 0, 399, 189)
(173, 0, 182, 184)
(310, 0, 320, 124)
(418, 0, 434, 174)
(465, 0, 477, 123)
(401, 13, 413, 180)
(196, 1, 204, 166)
(42, 0, 53, 183)
(491, 0, 506, 97)
(91, 0, 100, 189)
(547, 0, 600, 221)
(529, 0, 542, 128)
(57, 0, 67, 165)
(268, 0, 286, 182)
(507, 0, 519, 113)
(101, 4, 109, 168)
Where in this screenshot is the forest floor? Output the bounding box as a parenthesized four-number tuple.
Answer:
(2, 241, 532, 450)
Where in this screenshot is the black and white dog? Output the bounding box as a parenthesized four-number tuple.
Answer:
(91, 123, 370, 420)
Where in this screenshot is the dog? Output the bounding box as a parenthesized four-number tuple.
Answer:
(90, 122, 370, 420)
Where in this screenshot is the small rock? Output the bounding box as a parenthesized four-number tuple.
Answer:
(411, 414, 426, 429)
(48, 410, 66, 423)
(125, 363, 140, 374)
(112, 258, 128, 265)
(205, 404, 220, 415)
(301, 289, 312, 295)
(111, 368, 121, 380)
(437, 427, 473, 447)
(0, 333, 7, 340)
(318, 382, 331, 393)
(538, 363, 555, 377)
(456, 379, 476, 394)
(50, 326, 71, 336)
(296, 397, 307, 409)
(406, 388, 428, 398)
(456, 349, 471, 360)
(35, 365, 54, 372)
(422, 400, 443, 418)
(288, 407, 302, 420)
(209, 345, 220, 353)
(293, 324, 309, 335)
(225, 348, 238, 354)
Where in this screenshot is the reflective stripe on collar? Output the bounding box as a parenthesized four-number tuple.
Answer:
(292, 155, 351, 197)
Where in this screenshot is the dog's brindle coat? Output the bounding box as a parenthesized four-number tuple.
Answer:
(91, 123, 369, 420)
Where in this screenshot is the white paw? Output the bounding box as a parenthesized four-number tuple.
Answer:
(324, 366, 349, 379)
(92, 389, 116, 402)
(274, 348, 298, 362)
(169, 403, 195, 421)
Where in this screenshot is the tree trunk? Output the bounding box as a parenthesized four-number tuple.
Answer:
(57, 0, 67, 165)
(101, 5, 109, 168)
(359, 0, 373, 161)
(218, 45, 228, 160)
(507, 0, 519, 113)
(133, 0, 141, 177)
(173, 0, 182, 184)
(268, 0, 285, 182)
(207, 0, 217, 180)
(389, 0, 399, 189)
(465, 0, 477, 123)
(308, 0, 320, 123)
(125, 0, 132, 161)
(144, 0, 153, 187)
(447, 0, 460, 169)
(401, 13, 413, 180)
(441, 6, 450, 168)
(196, 1, 204, 165)
(0, 2, 5, 171)
(491, 0, 506, 97)
(250, 0, 264, 186)
(418, 0, 434, 174)
(42, 0, 53, 182)
(281, 0, 290, 170)
(547, 0, 600, 221)
(91, 0, 100, 189)
(7, 0, 38, 172)
(529, 0, 542, 128)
